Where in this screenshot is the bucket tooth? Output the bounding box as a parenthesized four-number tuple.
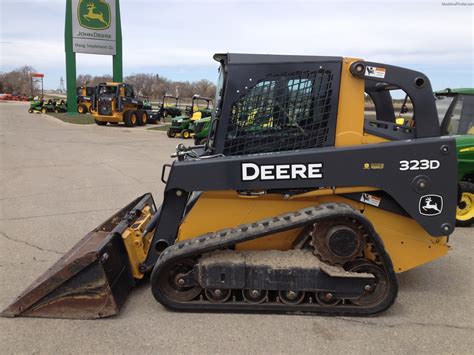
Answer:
(2, 193, 156, 319)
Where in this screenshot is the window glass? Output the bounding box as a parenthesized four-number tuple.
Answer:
(447, 96, 474, 135)
(125, 85, 134, 98)
(435, 95, 455, 124)
(99, 86, 117, 95)
(224, 69, 335, 155)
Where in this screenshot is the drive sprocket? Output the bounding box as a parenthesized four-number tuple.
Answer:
(310, 218, 366, 265)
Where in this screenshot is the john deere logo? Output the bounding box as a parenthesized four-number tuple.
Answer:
(78, 0, 111, 30)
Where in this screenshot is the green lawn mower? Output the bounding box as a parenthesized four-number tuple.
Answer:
(191, 116, 212, 145)
(167, 95, 213, 139)
(192, 110, 273, 145)
(28, 99, 56, 114)
(54, 100, 68, 113)
(28, 99, 44, 113)
(40, 99, 57, 114)
(435, 88, 474, 226)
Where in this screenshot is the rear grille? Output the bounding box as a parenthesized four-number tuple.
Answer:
(98, 100, 112, 116)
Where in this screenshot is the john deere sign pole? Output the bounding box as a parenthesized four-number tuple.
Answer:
(113, 2, 122, 82)
(65, 0, 76, 114)
(65, 0, 122, 114)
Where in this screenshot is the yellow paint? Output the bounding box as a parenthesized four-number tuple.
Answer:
(141, 111, 148, 124)
(395, 118, 405, 125)
(361, 134, 389, 144)
(121, 205, 154, 279)
(335, 58, 391, 146)
(456, 192, 474, 221)
(77, 87, 92, 113)
(361, 205, 449, 272)
(130, 111, 137, 125)
(177, 191, 449, 273)
(91, 103, 140, 123)
(287, 186, 378, 200)
(334, 58, 365, 147)
(177, 191, 312, 250)
(83, 102, 92, 112)
(334, 186, 379, 195)
(191, 112, 202, 120)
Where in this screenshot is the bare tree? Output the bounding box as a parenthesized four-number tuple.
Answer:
(0, 66, 216, 100)
(77, 74, 93, 86)
(0, 65, 38, 95)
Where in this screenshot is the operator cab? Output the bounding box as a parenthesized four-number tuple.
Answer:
(435, 88, 474, 135)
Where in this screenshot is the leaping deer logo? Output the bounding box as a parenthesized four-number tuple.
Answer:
(78, 0, 110, 30)
(422, 197, 441, 213)
(419, 195, 443, 216)
(83, 2, 108, 26)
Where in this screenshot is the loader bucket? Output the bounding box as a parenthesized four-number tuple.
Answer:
(1, 193, 157, 319)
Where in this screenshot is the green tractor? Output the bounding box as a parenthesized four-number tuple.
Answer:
(159, 94, 182, 121)
(167, 95, 213, 139)
(192, 109, 273, 145)
(435, 88, 474, 226)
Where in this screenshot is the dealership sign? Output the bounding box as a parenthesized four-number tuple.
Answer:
(72, 0, 116, 55)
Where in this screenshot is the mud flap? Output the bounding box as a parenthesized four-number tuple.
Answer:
(1, 193, 157, 319)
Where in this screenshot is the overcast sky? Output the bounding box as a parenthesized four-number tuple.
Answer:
(0, 0, 472, 90)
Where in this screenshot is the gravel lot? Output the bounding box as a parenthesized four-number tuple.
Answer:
(0, 102, 473, 354)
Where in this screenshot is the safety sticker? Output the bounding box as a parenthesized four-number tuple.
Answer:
(365, 66, 386, 79)
(360, 193, 381, 207)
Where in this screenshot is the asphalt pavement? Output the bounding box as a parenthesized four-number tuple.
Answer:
(0, 101, 473, 354)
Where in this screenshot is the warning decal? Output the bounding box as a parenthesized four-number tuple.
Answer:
(360, 193, 382, 207)
(365, 66, 386, 79)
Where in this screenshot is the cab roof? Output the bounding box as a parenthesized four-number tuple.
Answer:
(213, 53, 342, 65)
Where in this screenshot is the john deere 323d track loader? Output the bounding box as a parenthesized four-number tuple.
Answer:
(2, 54, 457, 319)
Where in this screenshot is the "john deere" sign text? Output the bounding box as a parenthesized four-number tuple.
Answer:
(72, 0, 116, 55)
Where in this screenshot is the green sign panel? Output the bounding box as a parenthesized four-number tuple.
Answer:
(78, 0, 111, 30)
(72, 0, 116, 55)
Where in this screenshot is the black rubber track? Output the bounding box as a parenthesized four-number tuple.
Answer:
(151, 203, 399, 316)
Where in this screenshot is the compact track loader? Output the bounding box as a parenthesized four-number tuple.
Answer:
(3, 54, 458, 319)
